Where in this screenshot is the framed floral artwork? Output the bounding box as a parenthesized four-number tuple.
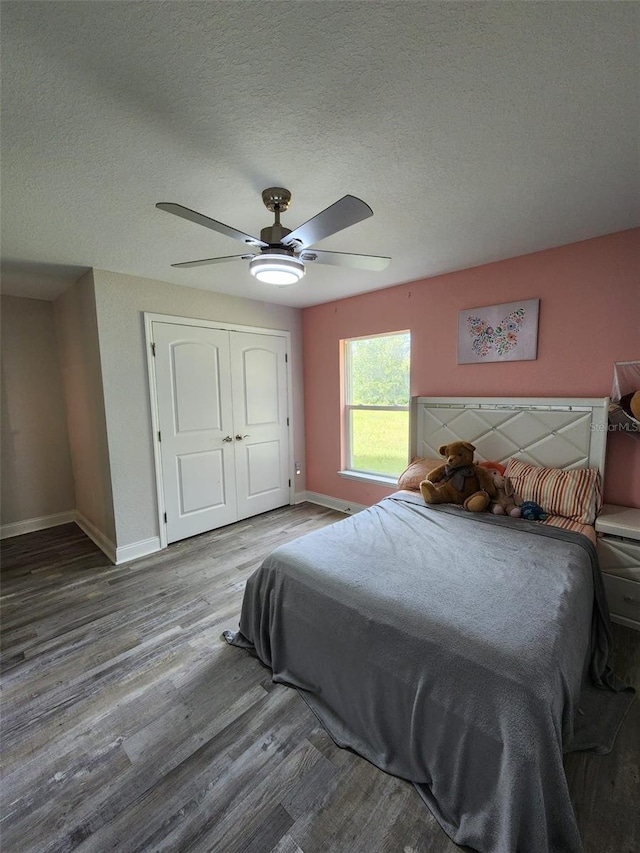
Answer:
(458, 298, 539, 364)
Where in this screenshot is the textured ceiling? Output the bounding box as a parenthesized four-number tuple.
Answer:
(1, 1, 638, 307)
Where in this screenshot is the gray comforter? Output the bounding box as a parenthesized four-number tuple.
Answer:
(227, 493, 633, 853)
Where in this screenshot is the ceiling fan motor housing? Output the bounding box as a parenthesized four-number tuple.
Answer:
(260, 222, 292, 245)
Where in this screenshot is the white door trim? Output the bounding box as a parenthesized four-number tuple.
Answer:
(144, 312, 295, 550)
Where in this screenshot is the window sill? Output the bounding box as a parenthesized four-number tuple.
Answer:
(338, 470, 399, 488)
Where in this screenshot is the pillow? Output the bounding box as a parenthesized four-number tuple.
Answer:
(397, 457, 441, 491)
(542, 514, 597, 546)
(505, 458, 602, 526)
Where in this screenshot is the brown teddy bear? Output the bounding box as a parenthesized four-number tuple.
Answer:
(420, 441, 496, 512)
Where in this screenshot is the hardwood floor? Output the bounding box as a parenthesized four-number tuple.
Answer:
(1, 504, 638, 853)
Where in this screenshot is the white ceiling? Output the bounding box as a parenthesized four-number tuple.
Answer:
(1, 1, 638, 308)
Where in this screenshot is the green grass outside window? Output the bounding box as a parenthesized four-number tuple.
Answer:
(350, 409, 409, 477)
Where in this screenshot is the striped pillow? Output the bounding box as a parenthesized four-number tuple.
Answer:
(505, 459, 602, 526)
(542, 514, 597, 545)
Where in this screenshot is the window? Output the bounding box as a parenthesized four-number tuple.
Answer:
(343, 332, 410, 479)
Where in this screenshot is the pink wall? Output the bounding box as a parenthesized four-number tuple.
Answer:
(303, 228, 640, 509)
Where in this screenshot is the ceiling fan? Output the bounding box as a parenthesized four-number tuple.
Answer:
(156, 187, 390, 286)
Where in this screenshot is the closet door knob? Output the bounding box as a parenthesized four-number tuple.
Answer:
(222, 435, 233, 443)
(235, 434, 250, 440)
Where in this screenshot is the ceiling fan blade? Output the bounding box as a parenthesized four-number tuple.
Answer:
(299, 249, 390, 272)
(171, 253, 256, 269)
(282, 195, 373, 250)
(157, 202, 267, 248)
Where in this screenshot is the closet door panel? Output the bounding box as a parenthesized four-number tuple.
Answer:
(153, 323, 236, 542)
(230, 332, 290, 520)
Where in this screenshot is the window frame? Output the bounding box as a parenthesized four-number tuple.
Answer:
(342, 331, 411, 482)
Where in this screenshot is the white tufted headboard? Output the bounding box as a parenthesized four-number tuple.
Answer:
(410, 397, 609, 476)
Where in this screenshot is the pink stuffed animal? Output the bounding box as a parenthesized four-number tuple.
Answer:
(480, 462, 522, 517)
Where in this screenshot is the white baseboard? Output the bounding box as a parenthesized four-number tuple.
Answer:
(296, 490, 367, 515)
(3, 508, 163, 567)
(115, 536, 161, 565)
(74, 512, 117, 564)
(75, 514, 161, 564)
(0, 510, 76, 540)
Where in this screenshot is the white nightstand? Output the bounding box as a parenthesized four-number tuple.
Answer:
(595, 504, 640, 631)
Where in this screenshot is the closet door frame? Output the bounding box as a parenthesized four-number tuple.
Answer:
(144, 312, 294, 550)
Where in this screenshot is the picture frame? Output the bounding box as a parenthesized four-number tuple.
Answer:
(458, 298, 539, 364)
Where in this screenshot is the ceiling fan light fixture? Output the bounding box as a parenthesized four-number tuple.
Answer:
(249, 254, 305, 286)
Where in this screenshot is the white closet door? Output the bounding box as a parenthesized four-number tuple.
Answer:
(230, 331, 290, 520)
(153, 323, 237, 543)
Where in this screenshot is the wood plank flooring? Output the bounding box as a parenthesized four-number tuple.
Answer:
(1, 504, 638, 853)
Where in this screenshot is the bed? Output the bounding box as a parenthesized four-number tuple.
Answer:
(226, 397, 634, 853)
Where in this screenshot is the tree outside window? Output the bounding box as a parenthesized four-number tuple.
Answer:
(344, 332, 410, 477)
